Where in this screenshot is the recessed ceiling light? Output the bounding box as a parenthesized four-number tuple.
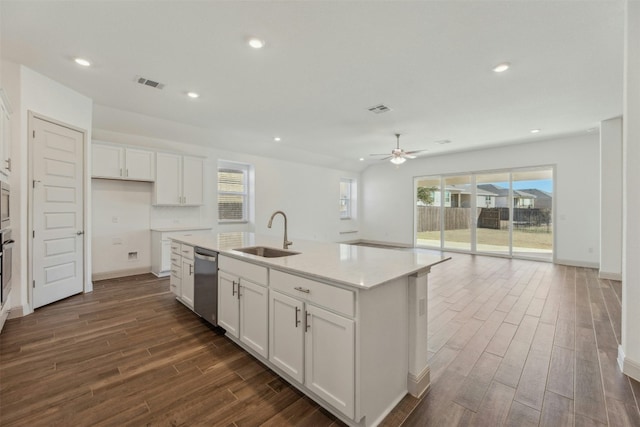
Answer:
(74, 58, 91, 67)
(273, 136, 281, 142)
(248, 38, 265, 49)
(435, 139, 452, 145)
(187, 92, 199, 99)
(359, 158, 365, 161)
(530, 129, 541, 134)
(492, 62, 510, 73)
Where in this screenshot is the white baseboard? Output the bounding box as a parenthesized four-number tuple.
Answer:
(92, 266, 151, 281)
(599, 271, 622, 281)
(8, 306, 25, 319)
(618, 345, 640, 382)
(555, 258, 600, 269)
(407, 366, 431, 398)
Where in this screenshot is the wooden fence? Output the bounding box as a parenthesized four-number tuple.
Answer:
(417, 207, 480, 231)
(417, 206, 552, 232)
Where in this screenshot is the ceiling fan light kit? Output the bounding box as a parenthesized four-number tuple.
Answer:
(369, 133, 427, 166)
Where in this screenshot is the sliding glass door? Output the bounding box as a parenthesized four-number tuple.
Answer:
(415, 167, 553, 261)
(476, 172, 510, 256)
(511, 169, 553, 260)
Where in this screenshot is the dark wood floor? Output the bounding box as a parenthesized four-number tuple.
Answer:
(1, 254, 638, 426)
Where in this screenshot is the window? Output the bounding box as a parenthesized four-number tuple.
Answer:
(218, 161, 250, 222)
(340, 178, 354, 219)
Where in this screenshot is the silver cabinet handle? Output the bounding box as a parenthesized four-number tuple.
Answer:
(294, 286, 310, 294)
(232, 280, 237, 296)
(76, 231, 84, 236)
(120, 168, 123, 177)
(189, 264, 193, 275)
(126, 169, 129, 177)
(305, 311, 311, 332)
(6, 158, 11, 172)
(295, 306, 301, 327)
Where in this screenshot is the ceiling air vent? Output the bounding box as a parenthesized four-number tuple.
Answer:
(135, 76, 165, 90)
(368, 104, 392, 114)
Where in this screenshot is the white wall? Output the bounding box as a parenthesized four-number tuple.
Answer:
(600, 117, 623, 279)
(1, 62, 93, 317)
(90, 125, 361, 277)
(362, 133, 600, 267)
(91, 180, 152, 276)
(621, 0, 640, 382)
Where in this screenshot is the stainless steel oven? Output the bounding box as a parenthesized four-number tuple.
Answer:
(1, 182, 9, 230)
(0, 229, 13, 307)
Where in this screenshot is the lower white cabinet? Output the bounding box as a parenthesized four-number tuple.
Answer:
(269, 289, 355, 419)
(181, 257, 194, 309)
(169, 242, 182, 297)
(151, 228, 211, 277)
(218, 256, 268, 358)
(168, 240, 194, 310)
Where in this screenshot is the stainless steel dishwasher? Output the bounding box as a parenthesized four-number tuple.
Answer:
(193, 247, 219, 326)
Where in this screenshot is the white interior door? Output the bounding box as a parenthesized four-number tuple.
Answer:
(32, 116, 84, 309)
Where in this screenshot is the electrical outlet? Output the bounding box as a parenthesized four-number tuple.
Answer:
(128, 251, 138, 261)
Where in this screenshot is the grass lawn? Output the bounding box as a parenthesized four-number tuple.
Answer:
(417, 226, 552, 250)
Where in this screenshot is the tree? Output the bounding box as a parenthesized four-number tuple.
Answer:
(417, 186, 437, 205)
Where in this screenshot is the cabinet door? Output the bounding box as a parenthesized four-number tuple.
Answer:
(181, 258, 194, 309)
(154, 152, 181, 205)
(269, 290, 304, 383)
(239, 279, 268, 358)
(218, 270, 240, 338)
(305, 305, 355, 419)
(125, 148, 155, 181)
(92, 144, 123, 178)
(182, 156, 203, 205)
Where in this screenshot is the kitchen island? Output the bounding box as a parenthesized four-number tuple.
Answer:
(170, 232, 450, 427)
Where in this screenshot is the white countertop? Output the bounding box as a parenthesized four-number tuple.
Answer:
(151, 226, 212, 232)
(170, 232, 450, 290)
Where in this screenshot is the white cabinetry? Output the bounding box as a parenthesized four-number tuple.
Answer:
(168, 241, 194, 310)
(269, 270, 355, 418)
(154, 152, 203, 206)
(92, 142, 155, 181)
(169, 241, 182, 297)
(151, 228, 211, 277)
(218, 255, 268, 358)
(0, 89, 12, 178)
(180, 245, 194, 309)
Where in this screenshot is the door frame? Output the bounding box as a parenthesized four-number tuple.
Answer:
(27, 111, 90, 311)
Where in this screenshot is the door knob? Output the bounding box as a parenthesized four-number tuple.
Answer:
(76, 231, 84, 235)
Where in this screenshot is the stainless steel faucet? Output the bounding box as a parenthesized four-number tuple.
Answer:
(268, 210, 293, 249)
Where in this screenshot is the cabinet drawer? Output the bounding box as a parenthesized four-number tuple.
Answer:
(219, 255, 268, 286)
(171, 264, 182, 279)
(170, 241, 181, 255)
(270, 270, 354, 317)
(180, 244, 194, 260)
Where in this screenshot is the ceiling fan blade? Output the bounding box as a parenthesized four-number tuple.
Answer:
(369, 153, 391, 157)
(405, 149, 428, 155)
(404, 154, 417, 159)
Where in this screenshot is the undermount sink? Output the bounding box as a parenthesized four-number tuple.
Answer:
(233, 246, 301, 258)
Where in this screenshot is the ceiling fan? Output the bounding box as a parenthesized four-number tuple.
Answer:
(370, 133, 427, 165)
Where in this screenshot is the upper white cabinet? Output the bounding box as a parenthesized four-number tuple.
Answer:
(153, 152, 203, 206)
(0, 89, 12, 178)
(92, 142, 155, 181)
